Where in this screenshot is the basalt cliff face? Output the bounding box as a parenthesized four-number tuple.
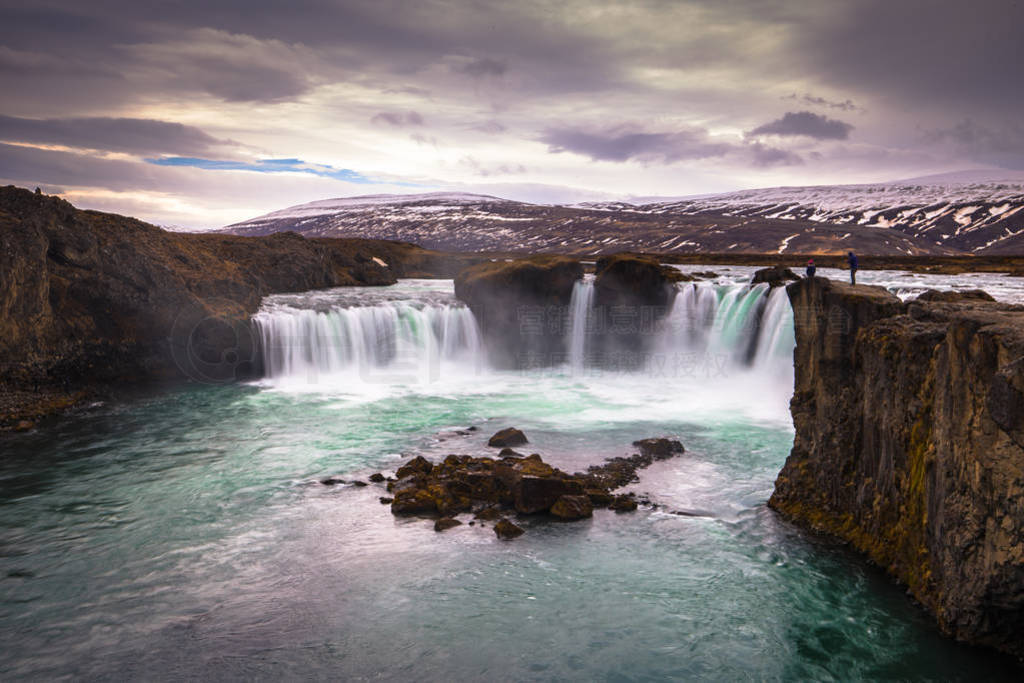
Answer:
(0, 186, 474, 428)
(770, 277, 1024, 657)
(454, 255, 583, 368)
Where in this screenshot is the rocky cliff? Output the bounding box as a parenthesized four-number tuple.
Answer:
(0, 186, 474, 428)
(453, 255, 583, 368)
(770, 277, 1024, 657)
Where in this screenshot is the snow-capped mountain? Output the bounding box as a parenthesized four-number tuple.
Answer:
(616, 171, 1024, 254)
(221, 172, 1024, 255)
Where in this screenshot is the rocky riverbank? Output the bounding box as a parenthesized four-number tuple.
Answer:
(769, 276, 1024, 658)
(0, 186, 480, 430)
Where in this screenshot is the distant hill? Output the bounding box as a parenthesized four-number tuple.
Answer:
(220, 174, 1024, 255)
(222, 192, 956, 256)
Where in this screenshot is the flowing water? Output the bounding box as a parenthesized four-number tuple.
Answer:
(2, 271, 1023, 680)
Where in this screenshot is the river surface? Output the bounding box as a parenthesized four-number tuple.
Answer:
(2, 268, 1023, 680)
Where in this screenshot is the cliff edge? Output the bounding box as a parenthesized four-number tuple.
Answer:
(770, 277, 1024, 657)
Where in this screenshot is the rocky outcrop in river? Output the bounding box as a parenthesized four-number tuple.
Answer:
(384, 435, 685, 535)
(453, 255, 583, 367)
(0, 186, 474, 429)
(770, 277, 1024, 658)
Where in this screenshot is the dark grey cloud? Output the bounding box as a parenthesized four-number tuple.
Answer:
(923, 119, 1024, 170)
(0, 142, 164, 192)
(458, 156, 526, 176)
(0, 0, 615, 112)
(806, 1, 1024, 118)
(541, 127, 733, 164)
(782, 93, 860, 113)
(371, 111, 424, 126)
(192, 61, 311, 102)
(542, 124, 803, 168)
(0, 115, 235, 155)
(748, 142, 803, 167)
(455, 57, 507, 78)
(749, 111, 853, 140)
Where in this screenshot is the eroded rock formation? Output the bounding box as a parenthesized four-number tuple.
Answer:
(751, 265, 800, 287)
(453, 255, 583, 367)
(770, 277, 1024, 657)
(589, 253, 690, 359)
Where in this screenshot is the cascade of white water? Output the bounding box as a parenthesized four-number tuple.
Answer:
(751, 285, 796, 367)
(253, 302, 483, 383)
(564, 279, 795, 373)
(568, 279, 594, 371)
(254, 275, 796, 384)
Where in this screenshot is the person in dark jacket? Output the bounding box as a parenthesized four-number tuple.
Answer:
(847, 251, 858, 285)
(805, 258, 816, 278)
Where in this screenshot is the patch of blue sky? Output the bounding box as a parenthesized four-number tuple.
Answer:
(147, 156, 419, 186)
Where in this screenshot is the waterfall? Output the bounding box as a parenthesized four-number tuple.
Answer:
(253, 302, 483, 385)
(253, 276, 795, 385)
(565, 279, 795, 375)
(568, 279, 594, 371)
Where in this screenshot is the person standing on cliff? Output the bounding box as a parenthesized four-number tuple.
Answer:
(847, 251, 858, 285)
(805, 259, 816, 278)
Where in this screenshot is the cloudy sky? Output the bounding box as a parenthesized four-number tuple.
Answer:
(1, 0, 1022, 228)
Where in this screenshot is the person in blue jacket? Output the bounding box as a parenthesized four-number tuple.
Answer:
(847, 251, 858, 285)
(805, 258, 816, 278)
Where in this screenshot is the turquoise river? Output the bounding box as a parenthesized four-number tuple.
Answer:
(2, 267, 1023, 680)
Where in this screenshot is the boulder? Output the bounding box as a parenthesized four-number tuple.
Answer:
(390, 487, 440, 515)
(395, 455, 433, 479)
(368, 472, 386, 482)
(494, 518, 525, 539)
(473, 505, 504, 521)
(550, 495, 594, 520)
(454, 255, 583, 368)
(488, 427, 528, 448)
(585, 489, 615, 507)
(751, 265, 799, 287)
(609, 495, 638, 512)
(320, 477, 345, 486)
(632, 438, 685, 459)
(512, 476, 580, 514)
(434, 517, 462, 532)
(915, 289, 996, 303)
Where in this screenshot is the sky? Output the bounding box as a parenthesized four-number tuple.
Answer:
(1, 0, 1022, 229)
